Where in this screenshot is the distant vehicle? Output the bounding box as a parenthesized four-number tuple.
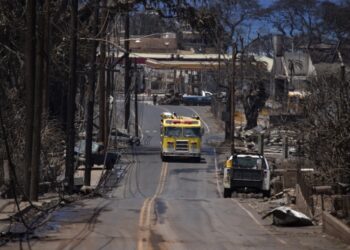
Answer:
(182, 90, 212, 105)
(158, 92, 182, 105)
(111, 129, 140, 146)
(223, 153, 271, 198)
(74, 140, 121, 170)
(160, 112, 204, 162)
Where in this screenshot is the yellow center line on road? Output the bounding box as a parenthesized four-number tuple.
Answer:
(137, 162, 168, 250)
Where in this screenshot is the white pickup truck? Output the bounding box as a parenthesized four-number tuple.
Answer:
(223, 153, 271, 198)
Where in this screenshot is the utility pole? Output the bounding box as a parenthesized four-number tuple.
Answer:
(30, 2, 45, 201)
(230, 43, 237, 156)
(65, 0, 78, 193)
(23, 0, 36, 198)
(124, 10, 131, 132)
(105, 43, 111, 146)
(98, 0, 107, 146)
(134, 60, 139, 137)
(218, 41, 229, 140)
(85, 0, 99, 186)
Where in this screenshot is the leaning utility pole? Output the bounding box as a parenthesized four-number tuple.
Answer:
(30, 3, 45, 201)
(85, 1, 99, 186)
(230, 43, 237, 156)
(124, 10, 131, 131)
(24, 0, 36, 198)
(65, 0, 78, 193)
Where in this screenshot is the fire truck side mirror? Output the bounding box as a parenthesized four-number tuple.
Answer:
(201, 127, 205, 135)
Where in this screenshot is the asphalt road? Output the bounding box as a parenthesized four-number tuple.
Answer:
(4, 103, 348, 250)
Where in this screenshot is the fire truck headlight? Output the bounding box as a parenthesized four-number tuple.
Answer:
(191, 142, 198, 152)
(167, 141, 174, 150)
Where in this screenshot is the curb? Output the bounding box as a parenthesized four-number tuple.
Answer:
(0, 200, 12, 214)
(323, 211, 350, 245)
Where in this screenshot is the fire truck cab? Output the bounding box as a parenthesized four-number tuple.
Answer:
(160, 112, 203, 162)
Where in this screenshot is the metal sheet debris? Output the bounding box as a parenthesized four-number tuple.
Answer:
(262, 206, 313, 226)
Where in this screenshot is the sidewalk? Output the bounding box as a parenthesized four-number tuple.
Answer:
(74, 164, 105, 188)
(0, 194, 61, 235)
(0, 165, 109, 237)
(0, 198, 14, 221)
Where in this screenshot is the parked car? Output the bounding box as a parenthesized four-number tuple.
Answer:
(111, 129, 141, 146)
(74, 140, 121, 170)
(223, 153, 271, 198)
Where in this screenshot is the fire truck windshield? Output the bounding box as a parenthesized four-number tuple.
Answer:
(164, 127, 182, 137)
(164, 127, 201, 137)
(183, 128, 201, 137)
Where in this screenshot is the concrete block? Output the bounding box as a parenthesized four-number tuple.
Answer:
(295, 184, 313, 217)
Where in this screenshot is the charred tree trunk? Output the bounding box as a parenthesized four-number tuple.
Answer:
(65, 0, 78, 193)
(23, 0, 36, 197)
(243, 82, 268, 130)
(30, 4, 45, 201)
(42, 0, 50, 115)
(85, 1, 99, 186)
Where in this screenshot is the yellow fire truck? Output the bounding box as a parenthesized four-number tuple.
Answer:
(160, 112, 203, 162)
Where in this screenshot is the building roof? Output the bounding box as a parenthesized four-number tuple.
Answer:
(145, 59, 222, 70)
(110, 51, 273, 72)
(129, 37, 177, 53)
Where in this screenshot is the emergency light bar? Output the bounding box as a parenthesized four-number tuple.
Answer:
(165, 120, 199, 125)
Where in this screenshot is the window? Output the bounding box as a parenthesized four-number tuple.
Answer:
(234, 157, 266, 169)
(164, 127, 182, 137)
(183, 128, 201, 137)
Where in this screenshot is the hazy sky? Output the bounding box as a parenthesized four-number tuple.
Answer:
(259, 0, 341, 6)
(259, 0, 276, 7)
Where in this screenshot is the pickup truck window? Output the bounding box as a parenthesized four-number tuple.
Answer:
(234, 157, 267, 169)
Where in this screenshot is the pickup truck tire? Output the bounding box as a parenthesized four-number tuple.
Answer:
(194, 157, 201, 163)
(223, 188, 232, 198)
(263, 189, 271, 198)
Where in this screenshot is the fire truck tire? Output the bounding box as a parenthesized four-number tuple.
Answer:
(223, 188, 232, 198)
(161, 154, 168, 162)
